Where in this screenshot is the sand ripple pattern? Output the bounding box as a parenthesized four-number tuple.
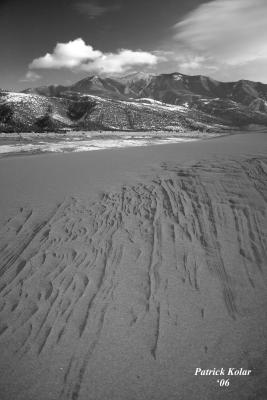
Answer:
(0, 156, 267, 400)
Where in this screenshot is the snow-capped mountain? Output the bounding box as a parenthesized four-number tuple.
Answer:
(1, 72, 267, 132)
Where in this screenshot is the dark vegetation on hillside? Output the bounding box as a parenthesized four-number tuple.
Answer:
(1, 72, 267, 133)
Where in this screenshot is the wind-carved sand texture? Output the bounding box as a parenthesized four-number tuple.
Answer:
(0, 155, 267, 400)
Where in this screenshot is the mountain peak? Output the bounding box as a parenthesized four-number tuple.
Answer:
(118, 71, 155, 83)
(4, 69, 267, 133)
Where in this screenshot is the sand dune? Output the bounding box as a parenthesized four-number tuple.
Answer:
(0, 137, 267, 399)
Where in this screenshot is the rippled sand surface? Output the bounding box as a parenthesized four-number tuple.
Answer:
(0, 132, 266, 400)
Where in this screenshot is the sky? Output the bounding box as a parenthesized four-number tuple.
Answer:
(1, 0, 267, 90)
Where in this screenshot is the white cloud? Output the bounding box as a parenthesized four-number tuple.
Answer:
(74, 2, 120, 19)
(29, 38, 158, 75)
(178, 55, 206, 71)
(20, 71, 41, 82)
(173, 0, 267, 67)
(29, 38, 102, 69)
(80, 49, 158, 74)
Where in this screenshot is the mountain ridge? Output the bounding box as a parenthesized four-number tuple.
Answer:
(1, 72, 267, 132)
(23, 72, 267, 104)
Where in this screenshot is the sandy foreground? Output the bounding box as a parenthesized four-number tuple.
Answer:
(0, 132, 267, 400)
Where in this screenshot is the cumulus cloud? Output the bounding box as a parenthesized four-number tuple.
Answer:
(20, 71, 41, 82)
(29, 38, 158, 75)
(173, 0, 267, 67)
(74, 2, 120, 19)
(29, 38, 101, 69)
(80, 49, 158, 74)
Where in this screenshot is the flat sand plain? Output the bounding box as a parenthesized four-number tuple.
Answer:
(0, 132, 267, 400)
